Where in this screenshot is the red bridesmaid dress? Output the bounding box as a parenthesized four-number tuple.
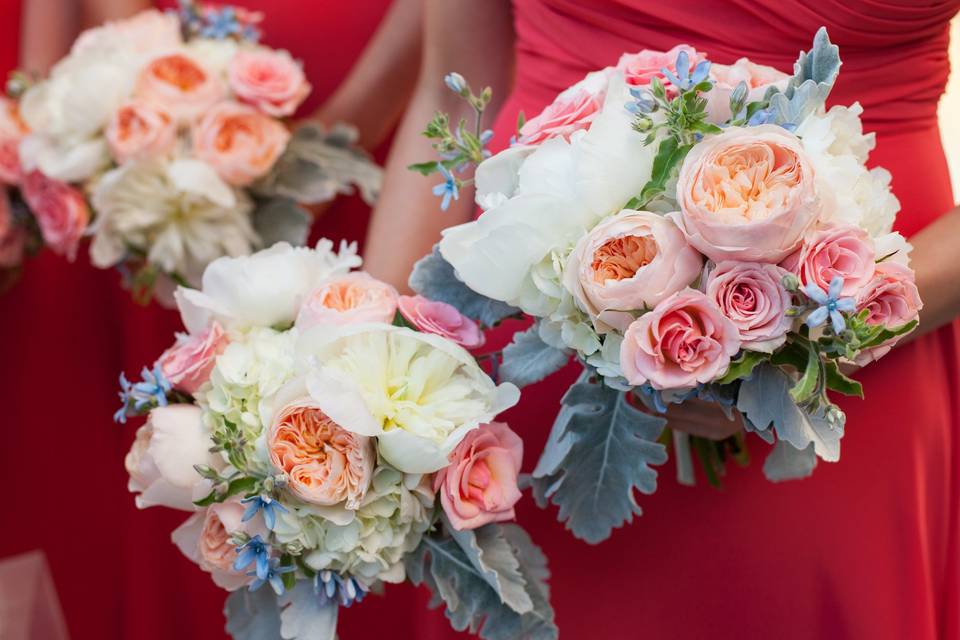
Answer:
(416, 1, 960, 638)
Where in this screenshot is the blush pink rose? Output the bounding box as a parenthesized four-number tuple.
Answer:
(135, 53, 225, 123)
(781, 224, 876, 298)
(192, 101, 290, 186)
(295, 272, 399, 330)
(0, 190, 24, 268)
(616, 44, 705, 88)
(671, 125, 820, 263)
(706, 58, 790, 123)
(620, 288, 741, 389)
(105, 101, 177, 163)
(704, 261, 792, 352)
(517, 88, 602, 145)
(563, 210, 703, 333)
(852, 261, 922, 365)
(397, 295, 485, 349)
(268, 402, 375, 509)
(0, 97, 28, 185)
(227, 48, 311, 117)
(20, 170, 89, 260)
(156, 322, 229, 395)
(434, 421, 523, 531)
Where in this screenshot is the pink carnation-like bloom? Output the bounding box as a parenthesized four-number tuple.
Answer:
(518, 88, 603, 145)
(105, 100, 177, 163)
(192, 101, 290, 186)
(620, 288, 741, 389)
(616, 45, 705, 88)
(295, 272, 399, 330)
(397, 295, 485, 349)
(228, 48, 311, 117)
(20, 170, 89, 261)
(135, 53, 225, 123)
(704, 261, 792, 352)
(434, 422, 523, 531)
(156, 322, 229, 395)
(781, 223, 876, 298)
(0, 97, 28, 185)
(853, 261, 922, 365)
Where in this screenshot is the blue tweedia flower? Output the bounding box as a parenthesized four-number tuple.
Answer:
(635, 384, 669, 414)
(432, 165, 459, 211)
(661, 50, 711, 92)
(241, 494, 288, 530)
(199, 7, 242, 40)
(444, 72, 467, 95)
(234, 535, 271, 580)
(803, 276, 856, 334)
(315, 571, 368, 608)
(114, 365, 171, 423)
(247, 558, 295, 596)
(625, 87, 656, 114)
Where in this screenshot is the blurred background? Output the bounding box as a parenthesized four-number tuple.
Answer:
(943, 16, 960, 199)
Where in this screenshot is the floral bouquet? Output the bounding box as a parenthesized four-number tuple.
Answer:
(411, 29, 921, 543)
(1, 1, 381, 303)
(116, 240, 557, 639)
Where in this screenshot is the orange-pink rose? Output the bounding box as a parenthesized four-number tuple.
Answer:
(852, 261, 922, 365)
(518, 88, 602, 145)
(616, 45, 704, 87)
(21, 170, 89, 261)
(135, 53, 225, 123)
(156, 322, 229, 395)
(705, 58, 789, 123)
(192, 101, 290, 186)
(295, 272, 398, 330)
(397, 295, 485, 349)
(704, 261, 792, 352)
(105, 101, 177, 163)
(434, 422, 523, 531)
(268, 402, 375, 508)
(672, 125, 820, 263)
(620, 288, 740, 389)
(781, 224, 876, 298)
(0, 97, 28, 185)
(228, 48, 311, 117)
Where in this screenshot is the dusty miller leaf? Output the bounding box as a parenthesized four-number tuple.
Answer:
(769, 27, 841, 126)
(224, 588, 282, 640)
(447, 520, 533, 614)
(278, 581, 338, 640)
(499, 323, 570, 388)
(253, 197, 312, 248)
(763, 441, 818, 482)
(530, 370, 668, 544)
(408, 245, 519, 326)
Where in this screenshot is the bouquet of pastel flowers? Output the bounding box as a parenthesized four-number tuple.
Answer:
(412, 29, 921, 543)
(1, 1, 380, 302)
(117, 239, 558, 639)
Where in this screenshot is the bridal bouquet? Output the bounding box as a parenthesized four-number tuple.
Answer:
(411, 29, 921, 543)
(116, 240, 557, 640)
(1, 1, 380, 302)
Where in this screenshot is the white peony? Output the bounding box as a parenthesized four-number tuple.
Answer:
(71, 9, 182, 58)
(90, 158, 258, 286)
(294, 324, 520, 474)
(174, 239, 361, 333)
(185, 39, 240, 80)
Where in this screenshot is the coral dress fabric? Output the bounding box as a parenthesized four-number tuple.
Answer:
(417, 1, 960, 639)
(0, 2, 423, 639)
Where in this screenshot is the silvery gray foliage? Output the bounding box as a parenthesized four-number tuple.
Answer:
(768, 27, 841, 127)
(763, 440, 818, 482)
(253, 197, 312, 248)
(278, 581, 339, 640)
(408, 245, 519, 326)
(405, 524, 558, 640)
(736, 364, 844, 463)
(224, 588, 282, 640)
(499, 323, 570, 388)
(257, 122, 382, 206)
(447, 519, 534, 614)
(530, 368, 668, 544)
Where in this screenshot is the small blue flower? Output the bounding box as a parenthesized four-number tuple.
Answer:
(315, 571, 368, 608)
(626, 87, 656, 115)
(241, 494, 288, 530)
(803, 276, 856, 334)
(747, 108, 774, 126)
(200, 7, 242, 40)
(432, 165, 459, 211)
(661, 51, 711, 92)
(114, 365, 172, 423)
(234, 535, 271, 580)
(247, 558, 295, 596)
(444, 72, 467, 95)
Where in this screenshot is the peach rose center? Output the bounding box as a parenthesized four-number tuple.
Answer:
(116, 105, 169, 141)
(591, 235, 658, 283)
(700, 143, 802, 222)
(314, 281, 373, 312)
(149, 54, 208, 91)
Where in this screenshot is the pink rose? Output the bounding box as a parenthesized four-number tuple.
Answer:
(781, 224, 876, 298)
(192, 101, 290, 186)
(704, 261, 792, 352)
(227, 48, 311, 117)
(135, 53, 225, 123)
(295, 272, 398, 330)
(105, 101, 177, 163)
(0, 190, 25, 268)
(620, 288, 741, 389)
(171, 500, 268, 591)
(397, 295, 485, 349)
(20, 170, 89, 260)
(616, 45, 705, 87)
(518, 88, 602, 145)
(852, 261, 922, 365)
(156, 322, 229, 395)
(563, 210, 703, 332)
(671, 125, 820, 263)
(434, 422, 523, 531)
(0, 97, 28, 185)
(268, 402, 375, 508)
(705, 58, 789, 123)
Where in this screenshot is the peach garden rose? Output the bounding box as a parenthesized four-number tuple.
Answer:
(192, 101, 290, 186)
(0, 96, 28, 185)
(105, 100, 177, 163)
(135, 52, 225, 123)
(295, 272, 399, 330)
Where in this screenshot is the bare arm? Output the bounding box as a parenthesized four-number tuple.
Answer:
(312, 0, 423, 151)
(904, 205, 960, 337)
(362, 0, 514, 290)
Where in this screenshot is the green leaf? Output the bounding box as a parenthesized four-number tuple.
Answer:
(225, 476, 259, 499)
(634, 137, 692, 207)
(408, 161, 442, 176)
(859, 319, 918, 349)
(716, 351, 767, 385)
(516, 110, 526, 134)
(193, 490, 219, 507)
(789, 342, 820, 403)
(823, 360, 864, 398)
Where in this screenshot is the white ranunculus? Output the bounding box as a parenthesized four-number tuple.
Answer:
(175, 239, 361, 333)
(125, 404, 223, 511)
(90, 158, 259, 286)
(18, 133, 109, 183)
(295, 324, 519, 474)
(474, 144, 535, 210)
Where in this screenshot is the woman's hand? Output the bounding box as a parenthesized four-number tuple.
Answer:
(665, 398, 745, 441)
